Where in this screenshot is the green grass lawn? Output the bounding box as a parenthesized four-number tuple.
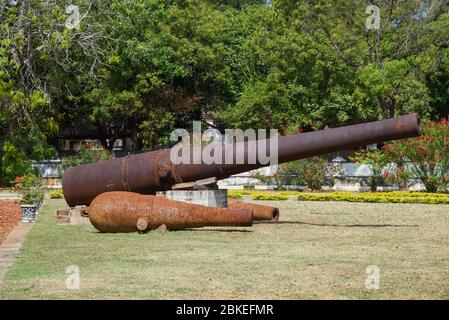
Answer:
(0, 199, 448, 299)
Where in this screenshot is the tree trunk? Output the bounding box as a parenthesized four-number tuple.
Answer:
(377, 96, 389, 119)
(377, 96, 396, 119)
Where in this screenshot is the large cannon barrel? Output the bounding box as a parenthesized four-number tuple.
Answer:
(62, 113, 421, 207)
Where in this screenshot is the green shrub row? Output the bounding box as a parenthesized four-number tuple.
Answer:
(297, 193, 449, 204)
(228, 190, 449, 204)
(228, 190, 289, 200)
(49, 189, 64, 199)
(252, 194, 289, 201)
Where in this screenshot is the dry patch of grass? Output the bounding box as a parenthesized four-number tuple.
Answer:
(0, 199, 448, 299)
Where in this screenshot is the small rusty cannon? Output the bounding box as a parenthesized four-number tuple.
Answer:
(62, 113, 421, 208)
(88, 192, 253, 233)
(228, 199, 279, 221)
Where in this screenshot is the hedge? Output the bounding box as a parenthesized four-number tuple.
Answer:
(49, 189, 64, 199)
(227, 190, 449, 204)
(297, 192, 449, 204)
(228, 190, 289, 200)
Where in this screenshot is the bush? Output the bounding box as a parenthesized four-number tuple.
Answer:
(252, 193, 288, 201)
(229, 190, 449, 203)
(49, 189, 64, 199)
(384, 119, 449, 193)
(227, 190, 289, 200)
(383, 164, 410, 190)
(62, 149, 112, 169)
(228, 190, 252, 199)
(2, 141, 33, 187)
(14, 174, 45, 205)
(252, 157, 335, 190)
(351, 150, 389, 192)
(297, 191, 449, 204)
(294, 157, 335, 190)
(1, 132, 56, 187)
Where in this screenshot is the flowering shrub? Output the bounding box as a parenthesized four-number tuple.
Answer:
(295, 157, 336, 190)
(14, 175, 45, 205)
(384, 119, 449, 192)
(383, 164, 411, 190)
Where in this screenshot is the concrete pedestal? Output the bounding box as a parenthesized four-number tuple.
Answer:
(69, 206, 92, 226)
(158, 190, 228, 208)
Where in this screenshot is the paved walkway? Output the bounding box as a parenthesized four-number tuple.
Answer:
(0, 222, 33, 284)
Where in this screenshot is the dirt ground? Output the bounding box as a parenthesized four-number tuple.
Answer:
(0, 201, 21, 246)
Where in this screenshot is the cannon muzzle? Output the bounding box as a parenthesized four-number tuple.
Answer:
(63, 113, 421, 207)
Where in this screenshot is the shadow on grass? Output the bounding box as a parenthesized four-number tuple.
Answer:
(180, 228, 253, 233)
(255, 221, 419, 228)
(91, 228, 253, 234)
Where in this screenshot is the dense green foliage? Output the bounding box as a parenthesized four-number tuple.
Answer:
(1, 1, 449, 185)
(61, 148, 112, 169)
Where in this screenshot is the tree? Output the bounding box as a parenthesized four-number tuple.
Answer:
(0, 0, 103, 184)
(78, 0, 246, 149)
(280, 0, 449, 119)
(219, 0, 449, 132)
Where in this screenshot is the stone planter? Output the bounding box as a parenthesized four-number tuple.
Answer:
(20, 205, 38, 223)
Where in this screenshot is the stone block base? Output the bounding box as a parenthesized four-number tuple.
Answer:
(69, 206, 92, 226)
(158, 190, 228, 208)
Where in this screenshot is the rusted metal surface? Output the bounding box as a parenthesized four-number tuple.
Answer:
(88, 192, 253, 233)
(228, 199, 279, 221)
(63, 113, 422, 207)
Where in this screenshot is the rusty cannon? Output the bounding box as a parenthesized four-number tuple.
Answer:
(228, 199, 280, 222)
(62, 113, 422, 208)
(88, 192, 253, 233)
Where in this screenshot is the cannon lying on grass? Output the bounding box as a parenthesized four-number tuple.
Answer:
(62, 113, 422, 233)
(88, 192, 253, 233)
(228, 199, 279, 222)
